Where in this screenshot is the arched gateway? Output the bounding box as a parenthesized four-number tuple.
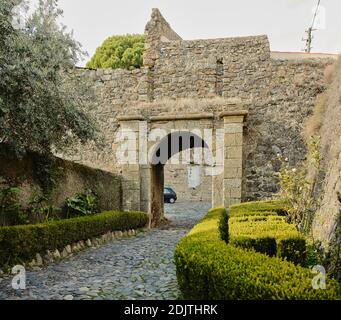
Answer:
(117, 109, 247, 226)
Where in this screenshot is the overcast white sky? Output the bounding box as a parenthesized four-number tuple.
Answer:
(30, 0, 341, 66)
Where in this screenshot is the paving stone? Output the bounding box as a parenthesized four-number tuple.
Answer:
(0, 202, 210, 300)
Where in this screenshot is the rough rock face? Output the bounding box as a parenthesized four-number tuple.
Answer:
(64, 9, 335, 203)
(144, 8, 182, 68)
(312, 58, 341, 248)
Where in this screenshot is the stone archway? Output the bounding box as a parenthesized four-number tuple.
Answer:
(149, 130, 210, 226)
(117, 110, 248, 227)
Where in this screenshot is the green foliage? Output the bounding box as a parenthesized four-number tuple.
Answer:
(218, 208, 229, 243)
(0, 186, 25, 226)
(277, 237, 307, 266)
(305, 242, 323, 268)
(232, 236, 277, 257)
(174, 207, 341, 300)
(277, 136, 322, 233)
(65, 189, 97, 217)
(229, 200, 289, 217)
(230, 215, 300, 241)
(278, 160, 312, 226)
(28, 195, 60, 223)
(0, 186, 61, 226)
(226, 201, 306, 264)
(0, 0, 97, 156)
(32, 153, 63, 196)
(0, 210, 149, 268)
(86, 34, 145, 70)
(308, 135, 322, 169)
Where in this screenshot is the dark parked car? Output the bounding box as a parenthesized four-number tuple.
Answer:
(164, 187, 177, 203)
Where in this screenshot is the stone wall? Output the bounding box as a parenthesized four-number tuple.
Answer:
(152, 35, 270, 100)
(63, 9, 335, 203)
(0, 145, 122, 212)
(144, 8, 182, 68)
(63, 67, 146, 173)
(312, 57, 341, 248)
(243, 58, 331, 200)
(164, 163, 212, 202)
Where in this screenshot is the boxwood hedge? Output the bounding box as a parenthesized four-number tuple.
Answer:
(229, 200, 289, 217)
(0, 210, 149, 268)
(229, 214, 306, 264)
(174, 207, 341, 300)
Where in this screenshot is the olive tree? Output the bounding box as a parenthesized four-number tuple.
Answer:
(0, 0, 98, 157)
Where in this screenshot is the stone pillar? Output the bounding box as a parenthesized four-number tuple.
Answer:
(211, 126, 225, 208)
(222, 111, 248, 208)
(140, 164, 151, 212)
(117, 116, 147, 212)
(121, 164, 141, 211)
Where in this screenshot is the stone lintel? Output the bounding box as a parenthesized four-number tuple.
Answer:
(150, 113, 214, 122)
(219, 110, 248, 122)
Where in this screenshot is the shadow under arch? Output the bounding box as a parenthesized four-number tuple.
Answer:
(149, 131, 210, 227)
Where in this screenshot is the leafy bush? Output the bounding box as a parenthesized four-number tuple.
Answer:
(174, 208, 341, 300)
(28, 195, 61, 223)
(278, 163, 311, 225)
(0, 210, 148, 268)
(65, 189, 97, 217)
(86, 34, 145, 70)
(218, 208, 229, 243)
(277, 137, 322, 233)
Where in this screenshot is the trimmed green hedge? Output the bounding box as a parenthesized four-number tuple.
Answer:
(229, 200, 289, 217)
(0, 211, 148, 268)
(228, 201, 305, 264)
(174, 207, 341, 300)
(229, 215, 306, 264)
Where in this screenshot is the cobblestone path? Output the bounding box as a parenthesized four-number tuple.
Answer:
(0, 202, 210, 300)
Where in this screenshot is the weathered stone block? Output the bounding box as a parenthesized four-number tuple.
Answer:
(224, 123, 243, 134)
(224, 178, 242, 189)
(230, 187, 242, 198)
(225, 146, 243, 159)
(224, 166, 241, 179)
(224, 133, 236, 146)
(53, 249, 61, 259)
(223, 115, 245, 124)
(224, 158, 242, 168)
(234, 133, 243, 146)
(122, 180, 140, 192)
(61, 249, 68, 258)
(122, 164, 140, 174)
(65, 245, 72, 254)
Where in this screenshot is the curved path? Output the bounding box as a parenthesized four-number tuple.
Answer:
(0, 202, 210, 300)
